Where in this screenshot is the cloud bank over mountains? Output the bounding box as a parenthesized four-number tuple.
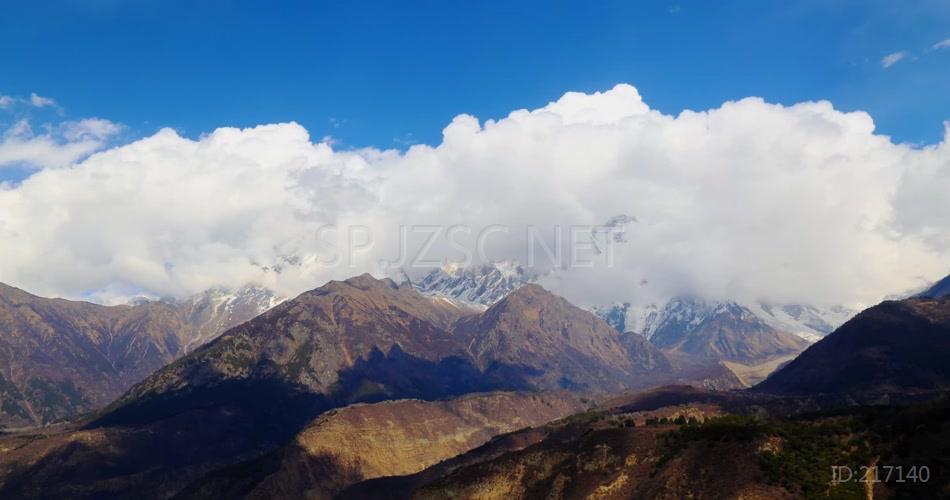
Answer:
(0, 84, 948, 308)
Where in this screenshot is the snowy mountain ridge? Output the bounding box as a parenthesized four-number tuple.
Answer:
(131, 284, 286, 352)
(412, 262, 538, 306)
(594, 298, 853, 343)
(412, 263, 854, 343)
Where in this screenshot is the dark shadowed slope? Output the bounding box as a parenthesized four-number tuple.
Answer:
(756, 297, 950, 395)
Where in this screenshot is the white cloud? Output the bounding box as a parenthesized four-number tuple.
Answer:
(29, 92, 56, 108)
(0, 118, 121, 169)
(0, 92, 56, 109)
(881, 51, 908, 68)
(0, 84, 948, 311)
(933, 39, 950, 50)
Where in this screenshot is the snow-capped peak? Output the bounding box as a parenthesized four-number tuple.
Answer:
(593, 295, 854, 344)
(413, 261, 539, 306)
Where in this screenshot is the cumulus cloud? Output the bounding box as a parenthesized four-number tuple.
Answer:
(933, 39, 950, 50)
(0, 118, 121, 169)
(0, 84, 948, 310)
(0, 95, 14, 109)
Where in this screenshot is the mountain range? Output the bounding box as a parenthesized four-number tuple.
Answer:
(0, 261, 823, 430)
(101, 275, 674, 428)
(0, 269, 948, 498)
(0, 283, 279, 427)
(0, 274, 688, 498)
(413, 262, 852, 343)
(413, 264, 827, 384)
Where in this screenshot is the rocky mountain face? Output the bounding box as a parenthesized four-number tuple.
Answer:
(756, 296, 950, 395)
(412, 262, 538, 306)
(176, 392, 588, 499)
(0, 282, 280, 428)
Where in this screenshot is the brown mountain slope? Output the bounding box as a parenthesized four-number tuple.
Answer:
(344, 397, 785, 500)
(755, 297, 950, 396)
(0, 282, 277, 427)
(177, 392, 587, 499)
(455, 284, 672, 392)
(346, 389, 950, 500)
(100, 274, 486, 428)
(0, 283, 187, 426)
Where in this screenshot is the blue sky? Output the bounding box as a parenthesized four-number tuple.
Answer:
(1, 0, 949, 179)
